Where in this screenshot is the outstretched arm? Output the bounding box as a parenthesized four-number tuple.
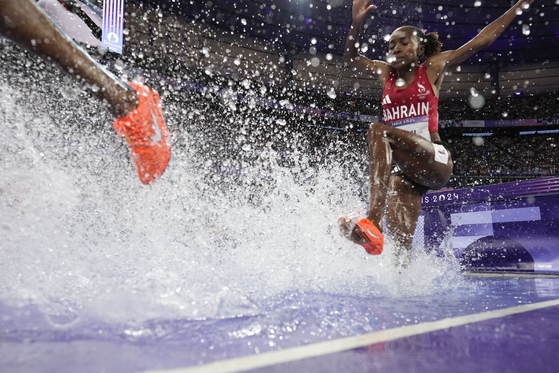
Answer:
(0, 0, 137, 117)
(343, 0, 391, 82)
(427, 0, 535, 88)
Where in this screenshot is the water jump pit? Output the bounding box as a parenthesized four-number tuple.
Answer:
(2, 48, 559, 373)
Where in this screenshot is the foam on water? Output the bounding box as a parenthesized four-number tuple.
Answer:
(0, 45, 468, 340)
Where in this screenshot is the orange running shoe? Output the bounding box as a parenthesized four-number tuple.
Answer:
(113, 82, 171, 185)
(338, 216, 384, 255)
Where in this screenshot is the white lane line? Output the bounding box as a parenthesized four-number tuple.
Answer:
(141, 298, 559, 373)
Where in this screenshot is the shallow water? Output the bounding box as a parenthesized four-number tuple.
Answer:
(0, 43, 471, 350)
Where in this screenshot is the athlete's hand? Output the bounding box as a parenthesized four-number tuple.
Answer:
(352, 0, 377, 24)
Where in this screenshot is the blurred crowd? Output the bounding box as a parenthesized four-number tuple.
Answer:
(444, 134, 559, 188)
(178, 82, 559, 190)
(446, 135, 559, 175)
(3, 36, 557, 191)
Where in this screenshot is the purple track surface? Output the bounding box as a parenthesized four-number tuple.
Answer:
(2, 277, 559, 373)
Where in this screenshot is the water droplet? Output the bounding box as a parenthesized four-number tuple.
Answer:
(468, 93, 485, 110)
(522, 24, 530, 36)
(326, 53, 333, 61)
(277, 119, 287, 126)
(248, 98, 256, 109)
(114, 59, 124, 72)
(474, 1, 481, 7)
(241, 18, 247, 25)
(327, 88, 337, 99)
(502, 111, 509, 118)
(60, 86, 80, 100)
(522, 2, 530, 9)
(395, 78, 405, 87)
(242, 144, 251, 151)
(473, 137, 484, 146)
(311, 38, 317, 45)
(311, 57, 320, 67)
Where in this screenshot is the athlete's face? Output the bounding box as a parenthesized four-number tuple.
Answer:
(387, 28, 424, 69)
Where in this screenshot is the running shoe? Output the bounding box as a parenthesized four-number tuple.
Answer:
(113, 82, 171, 185)
(338, 216, 384, 255)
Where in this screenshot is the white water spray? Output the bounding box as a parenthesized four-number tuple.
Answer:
(0, 45, 466, 336)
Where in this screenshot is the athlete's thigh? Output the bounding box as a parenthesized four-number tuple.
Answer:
(383, 126, 453, 189)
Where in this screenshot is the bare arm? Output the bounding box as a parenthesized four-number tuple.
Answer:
(343, 0, 391, 83)
(426, 0, 535, 90)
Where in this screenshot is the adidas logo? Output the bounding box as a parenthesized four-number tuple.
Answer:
(382, 95, 392, 105)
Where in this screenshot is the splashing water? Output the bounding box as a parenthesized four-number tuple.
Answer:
(0, 43, 467, 343)
(468, 87, 485, 109)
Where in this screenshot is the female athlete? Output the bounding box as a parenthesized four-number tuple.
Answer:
(339, 0, 535, 266)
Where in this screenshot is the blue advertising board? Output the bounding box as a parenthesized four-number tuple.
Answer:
(102, 0, 124, 54)
(415, 177, 559, 274)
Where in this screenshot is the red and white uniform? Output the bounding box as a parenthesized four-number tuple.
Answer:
(381, 63, 439, 141)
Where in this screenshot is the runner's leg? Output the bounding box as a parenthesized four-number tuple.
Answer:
(365, 121, 452, 235)
(365, 122, 393, 233)
(385, 175, 422, 266)
(0, 0, 137, 117)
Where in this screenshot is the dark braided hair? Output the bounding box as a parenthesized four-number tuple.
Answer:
(399, 26, 443, 58)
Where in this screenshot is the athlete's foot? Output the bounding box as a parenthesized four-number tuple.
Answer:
(339, 216, 384, 255)
(113, 82, 171, 185)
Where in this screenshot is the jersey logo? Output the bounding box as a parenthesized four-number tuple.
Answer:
(417, 82, 430, 100)
(382, 95, 392, 105)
